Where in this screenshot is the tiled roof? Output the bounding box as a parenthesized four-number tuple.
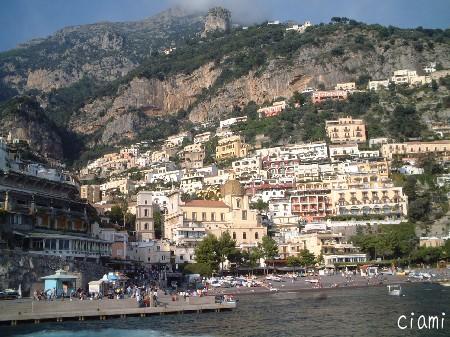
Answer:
(183, 200, 229, 208)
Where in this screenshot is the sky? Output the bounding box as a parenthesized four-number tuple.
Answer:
(0, 0, 449, 52)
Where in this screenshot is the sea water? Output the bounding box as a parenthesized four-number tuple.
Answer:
(3, 283, 449, 337)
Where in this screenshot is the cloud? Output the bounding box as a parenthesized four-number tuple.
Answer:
(169, 0, 272, 24)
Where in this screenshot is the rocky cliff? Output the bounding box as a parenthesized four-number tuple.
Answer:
(1, 8, 450, 163)
(202, 7, 231, 37)
(0, 97, 64, 159)
(0, 6, 205, 96)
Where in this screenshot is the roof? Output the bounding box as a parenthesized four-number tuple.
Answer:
(183, 200, 229, 208)
(41, 269, 78, 280)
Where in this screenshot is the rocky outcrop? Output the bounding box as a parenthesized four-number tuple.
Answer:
(202, 7, 231, 37)
(0, 250, 109, 296)
(0, 7, 205, 96)
(69, 62, 221, 143)
(0, 97, 64, 159)
(26, 69, 80, 92)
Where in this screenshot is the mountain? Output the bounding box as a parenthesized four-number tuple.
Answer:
(1, 9, 449, 164)
(0, 6, 204, 95)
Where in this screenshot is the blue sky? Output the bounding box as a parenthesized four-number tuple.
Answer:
(0, 0, 449, 52)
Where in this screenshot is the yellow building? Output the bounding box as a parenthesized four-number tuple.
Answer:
(164, 181, 266, 250)
(278, 231, 366, 265)
(325, 117, 367, 144)
(215, 135, 249, 160)
(80, 185, 101, 203)
(334, 82, 356, 91)
(380, 140, 450, 161)
(135, 191, 155, 241)
(330, 178, 408, 217)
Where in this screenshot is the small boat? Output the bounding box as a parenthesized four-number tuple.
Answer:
(438, 281, 450, 287)
(387, 285, 402, 296)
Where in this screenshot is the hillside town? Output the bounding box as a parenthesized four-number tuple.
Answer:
(1, 64, 450, 284)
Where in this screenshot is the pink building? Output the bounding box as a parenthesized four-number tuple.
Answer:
(258, 101, 287, 118)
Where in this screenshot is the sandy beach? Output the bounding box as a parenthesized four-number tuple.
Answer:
(205, 269, 450, 296)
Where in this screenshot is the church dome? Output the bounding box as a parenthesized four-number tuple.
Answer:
(221, 180, 243, 196)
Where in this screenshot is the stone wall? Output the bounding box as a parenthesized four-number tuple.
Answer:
(0, 250, 109, 296)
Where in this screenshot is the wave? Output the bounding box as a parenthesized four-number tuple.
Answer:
(11, 328, 213, 337)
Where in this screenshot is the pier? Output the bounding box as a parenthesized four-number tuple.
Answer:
(0, 297, 236, 326)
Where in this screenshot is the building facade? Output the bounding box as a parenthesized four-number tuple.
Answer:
(326, 117, 367, 144)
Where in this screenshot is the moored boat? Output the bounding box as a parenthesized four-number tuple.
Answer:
(387, 285, 402, 296)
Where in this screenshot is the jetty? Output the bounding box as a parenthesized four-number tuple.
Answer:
(0, 296, 236, 326)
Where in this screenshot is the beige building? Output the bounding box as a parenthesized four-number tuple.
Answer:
(391, 69, 431, 86)
(180, 143, 205, 169)
(335, 82, 356, 91)
(135, 191, 155, 241)
(326, 117, 367, 144)
(80, 185, 101, 203)
(194, 132, 213, 144)
(380, 140, 450, 161)
(368, 79, 390, 91)
(164, 181, 266, 250)
(278, 231, 366, 265)
(330, 177, 408, 218)
(216, 135, 249, 160)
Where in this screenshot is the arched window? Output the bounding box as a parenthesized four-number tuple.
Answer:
(144, 223, 148, 230)
(255, 232, 259, 240)
(236, 199, 241, 208)
(243, 232, 247, 240)
(233, 232, 236, 240)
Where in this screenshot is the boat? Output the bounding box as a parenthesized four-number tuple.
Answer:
(387, 285, 402, 296)
(438, 281, 450, 287)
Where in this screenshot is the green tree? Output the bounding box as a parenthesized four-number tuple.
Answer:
(195, 234, 220, 274)
(298, 249, 316, 267)
(286, 256, 301, 267)
(388, 105, 423, 140)
(109, 205, 124, 225)
(183, 263, 213, 276)
(154, 209, 163, 239)
(217, 231, 237, 272)
(431, 79, 439, 92)
(250, 199, 269, 213)
(258, 235, 278, 273)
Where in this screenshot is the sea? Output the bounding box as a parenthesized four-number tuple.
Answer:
(3, 283, 449, 337)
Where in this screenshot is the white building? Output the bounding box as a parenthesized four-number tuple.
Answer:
(286, 21, 312, 33)
(219, 116, 247, 129)
(368, 79, 390, 91)
(329, 144, 359, 162)
(194, 132, 213, 144)
(164, 132, 192, 149)
(127, 241, 171, 264)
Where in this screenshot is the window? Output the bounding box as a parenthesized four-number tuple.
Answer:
(242, 210, 247, 220)
(202, 212, 207, 221)
(183, 212, 187, 220)
(211, 212, 215, 221)
(236, 199, 241, 208)
(144, 209, 148, 217)
(180, 255, 184, 260)
(144, 223, 148, 230)
(145, 200, 148, 205)
(243, 232, 247, 240)
(255, 232, 259, 239)
(233, 232, 236, 240)
(220, 213, 225, 221)
(192, 212, 197, 220)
